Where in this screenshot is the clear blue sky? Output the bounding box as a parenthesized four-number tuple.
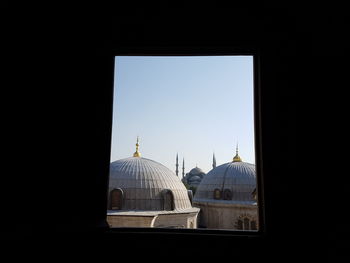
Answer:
(110, 56, 255, 174)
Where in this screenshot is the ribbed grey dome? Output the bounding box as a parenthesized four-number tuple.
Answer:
(109, 157, 192, 211)
(194, 161, 256, 202)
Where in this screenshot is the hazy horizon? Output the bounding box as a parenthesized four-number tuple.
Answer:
(110, 56, 255, 174)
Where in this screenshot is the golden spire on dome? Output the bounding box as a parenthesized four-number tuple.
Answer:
(133, 136, 141, 157)
(232, 143, 242, 162)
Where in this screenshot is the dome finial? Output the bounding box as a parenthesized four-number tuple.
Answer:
(133, 136, 141, 157)
(232, 142, 242, 162)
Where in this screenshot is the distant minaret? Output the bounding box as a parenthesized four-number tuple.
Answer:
(182, 158, 185, 179)
(212, 152, 216, 169)
(175, 153, 179, 176)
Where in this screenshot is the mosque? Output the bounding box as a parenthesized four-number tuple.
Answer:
(107, 137, 258, 231)
(107, 138, 200, 228)
(176, 153, 208, 194)
(193, 146, 258, 230)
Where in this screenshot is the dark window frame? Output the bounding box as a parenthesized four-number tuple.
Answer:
(103, 47, 266, 237)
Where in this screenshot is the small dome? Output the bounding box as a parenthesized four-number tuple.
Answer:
(189, 167, 205, 175)
(109, 157, 192, 211)
(188, 175, 202, 182)
(194, 161, 256, 202)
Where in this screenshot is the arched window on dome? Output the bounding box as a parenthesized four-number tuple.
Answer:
(223, 189, 232, 200)
(213, 188, 222, 200)
(110, 188, 123, 210)
(162, 189, 174, 211)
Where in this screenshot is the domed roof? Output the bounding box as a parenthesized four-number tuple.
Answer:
(189, 167, 205, 175)
(109, 157, 192, 211)
(188, 175, 202, 182)
(193, 161, 256, 202)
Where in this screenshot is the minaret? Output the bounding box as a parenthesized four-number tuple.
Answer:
(133, 136, 141, 157)
(212, 152, 216, 169)
(175, 153, 179, 176)
(182, 158, 185, 179)
(232, 143, 242, 162)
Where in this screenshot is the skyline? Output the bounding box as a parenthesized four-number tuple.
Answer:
(110, 56, 255, 173)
